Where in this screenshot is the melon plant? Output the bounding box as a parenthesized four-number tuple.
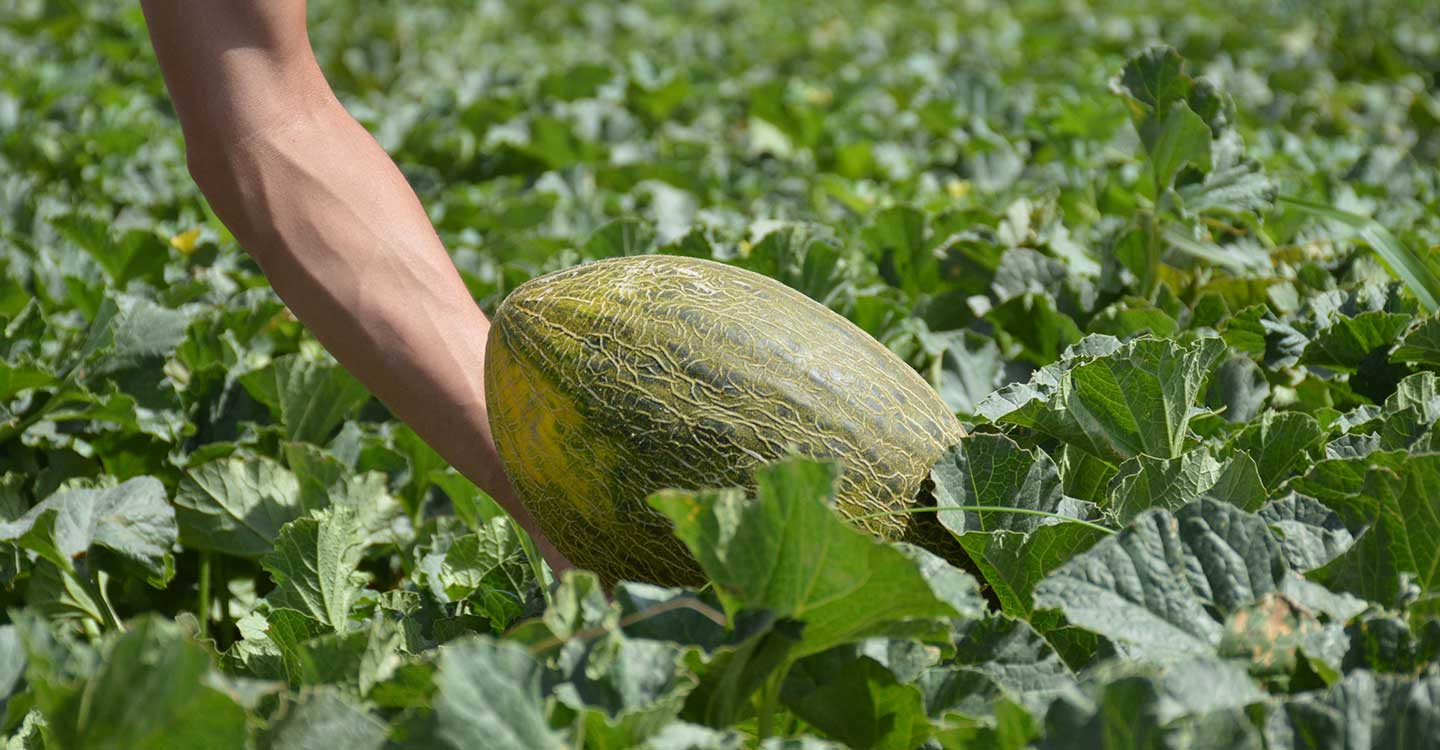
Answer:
(485, 255, 964, 584)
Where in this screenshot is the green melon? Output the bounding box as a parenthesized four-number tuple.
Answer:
(485, 254, 963, 585)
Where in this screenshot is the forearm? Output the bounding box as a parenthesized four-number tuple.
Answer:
(140, 2, 563, 563)
(201, 102, 522, 509)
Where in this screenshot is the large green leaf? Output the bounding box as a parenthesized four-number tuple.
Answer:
(1228, 411, 1326, 491)
(1264, 670, 1440, 749)
(650, 458, 977, 660)
(432, 516, 532, 629)
(1041, 657, 1267, 749)
(0, 477, 175, 584)
(174, 456, 303, 557)
(73, 294, 194, 378)
(1300, 310, 1413, 371)
(1033, 499, 1289, 659)
(261, 507, 370, 632)
(1391, 314, 1440, 366)
(1309, 454, 1440, 609)
(931, 434, 1068, 534)
(982, 337, 1227, 463)
(558, 635, 697, 750)
(433, 637, 568, 750)
(781, 649, 933, 750)
(1259, 494, 1355, 573)
(240, 353, 373, 444)
(948, 616, 1077, 714)
(958, 525, 1109, 617)
(37, 617, 249, 750)
(261, 688, 390, 750)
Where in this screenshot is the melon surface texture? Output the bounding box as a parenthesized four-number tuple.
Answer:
(485, 255, 964, 585)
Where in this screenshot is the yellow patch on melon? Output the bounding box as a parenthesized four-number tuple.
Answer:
(485, 327, 622, 538)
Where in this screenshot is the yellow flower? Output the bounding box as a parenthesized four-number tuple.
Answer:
(169, 228, 201, 255)
(946, 179, 971, 200)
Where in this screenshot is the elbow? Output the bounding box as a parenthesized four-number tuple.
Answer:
(182, 140, 229, 201)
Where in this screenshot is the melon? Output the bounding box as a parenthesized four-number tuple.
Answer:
(485, 254, 963, 585)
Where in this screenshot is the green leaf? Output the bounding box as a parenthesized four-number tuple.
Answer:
(1391, 314, 1440, 366)
(1309, 454, 1440, 609)
(585, 218, 658, 258)
(737, 224, 853, 310)
(554, 635, 696, 750)
(436, 517, 533, 629)
(0, 361, 55, 405)
(37, 617, 248, 750)
(74, 294, 193, 379)
(261, 507, 370, 632)
(984, 293, 1083, 367)
(1204, 356, 1270, 424)
(0, 625, 25, 710)
(1145, 102, 1213, 190)
(680, 613, 806, 728)
(53, 215, 168, 286)
(174, 456, 303, 557)
(930, 331, 1004, 417)
(1116, 46, 1190, 118)
(949, 616, 1077, 714)
(1085, 299, 1178, 340)
(262, 688, 389, 750)
(1105, 448, 1264, 522)
(1228, 411, 1326, 491)
(1176, 157, 1276, 216)
(391, 423, 448, 516)
(1265, 670, 1440, 749)
(866, 206, 936, 299)
(433, 637, 568, 750)
(257, 609, 402, 691)
(0, 478, 176, 583)
(931, 434, 1068, 534)
(1106, 449, 1223, 523)
(649, 458, 973, 660)
(1342, 615, 1440, 676)
(1300, 311, 1413, 371)
(982, 337, 1227, 463)
(1042, 657, 1267, 749)
(241, 353, 373, 444)
(958, 524, 1109, 617)
(1034, 499, 1290, 659)
(1259, 494, 1355, 573)
(781, 649, 933, 750)
(1205, 452, 1268, 511)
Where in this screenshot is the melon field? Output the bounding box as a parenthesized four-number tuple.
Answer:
(3, 1, 1440, 747)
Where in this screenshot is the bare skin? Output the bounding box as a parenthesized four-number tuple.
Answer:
(139, 0, 573, 573)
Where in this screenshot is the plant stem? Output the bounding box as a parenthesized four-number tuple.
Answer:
(197, 551, 212, 640)
(214, 555, 233, 649)
(757, 664, 790, 743)
(1143, 207, 1161, 300)
(850, 504, 1115, 535)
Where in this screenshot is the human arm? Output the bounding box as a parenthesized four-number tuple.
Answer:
(139, 0, 572, 571)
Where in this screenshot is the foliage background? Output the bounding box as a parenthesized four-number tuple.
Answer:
(1, 0, 1439, 747)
